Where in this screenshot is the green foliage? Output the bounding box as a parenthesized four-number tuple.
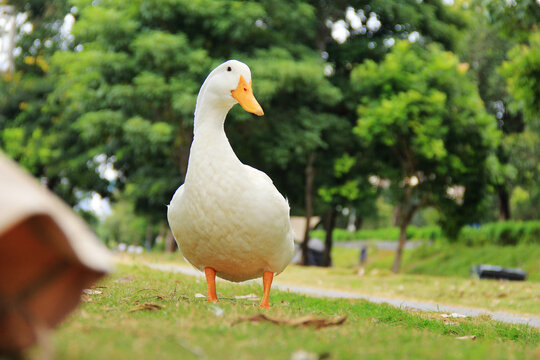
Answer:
(314, 220, 540, 246)
(500, 31, 540, 129)
(458, 220, 540, 246)
(2, 0, 538, 252)
(480, 0, 540, 42)
(351, 40, 499, 238)
(312, 225, 442, 242)
(96, 200, 148, 247)
(404, 243, 540, 281)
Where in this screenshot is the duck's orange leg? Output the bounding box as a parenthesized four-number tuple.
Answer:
(260, 271, 273, 309)
(204, 267, 218, 302)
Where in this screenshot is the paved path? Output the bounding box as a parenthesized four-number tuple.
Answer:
(144, 262, 540, 329)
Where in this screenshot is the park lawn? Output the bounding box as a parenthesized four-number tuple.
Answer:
(45, 263, 540, 360)
(129, 249, 540, 316)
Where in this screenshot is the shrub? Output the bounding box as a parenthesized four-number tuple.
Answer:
(313, 220, 540, 245)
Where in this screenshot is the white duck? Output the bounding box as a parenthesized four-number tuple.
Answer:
(167, 60, 295, 308)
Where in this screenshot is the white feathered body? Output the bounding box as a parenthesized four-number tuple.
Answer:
(167, 122, 295, 282)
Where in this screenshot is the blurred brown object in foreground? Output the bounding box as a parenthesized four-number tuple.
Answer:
(0, 152, 112, 355)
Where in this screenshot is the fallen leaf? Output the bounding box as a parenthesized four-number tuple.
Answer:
(497, 292, 509, 298)
(194, 293, 206, 298)
(281, 301, 290, 306)
(114, 276, 134, 283)
(456, 335, 476, 340)
(291, 350, 318, 360)
(128, 303, 163, 312)
(232, 314, 347, 329)
(441, 313, 467, 318)
(235, 294, 260, 301)
(83, 289, 102, 295)
(210, 305, 224, 317)
(81, 294, 92, 302)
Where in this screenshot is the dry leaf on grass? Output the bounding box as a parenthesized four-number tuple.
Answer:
(81, 294, 92, 302)
(210, 305, 224, 317)
(234, 294, 260, 301)
(441, 313, 467, 318)
(83, 289, 102, 295)
(232, 314, 347, 329)
(128, 303, 163, 312)
(114, 276, 134, 283)
(456, 335, 476, 340)
(195, 293, 206, 298)
(290, 350, 318, 360)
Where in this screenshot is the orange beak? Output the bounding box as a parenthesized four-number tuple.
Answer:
(231, 75, 264, 116)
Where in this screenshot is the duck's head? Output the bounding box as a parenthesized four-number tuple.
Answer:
(198, 60, 264, 116)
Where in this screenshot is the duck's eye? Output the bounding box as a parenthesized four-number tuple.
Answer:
(227, 66, 232, 72)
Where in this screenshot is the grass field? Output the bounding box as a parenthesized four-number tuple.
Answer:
(44, 263, 540, 360)
(137, 248, 540, 316)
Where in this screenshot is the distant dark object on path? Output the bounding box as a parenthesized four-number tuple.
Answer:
(471, 265, 527, 281)
(359, 246, 368, 265)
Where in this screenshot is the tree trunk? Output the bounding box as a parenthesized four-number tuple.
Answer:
(354, 215, 363, 231)
(391, 220, 408, 273)
(391, 187, 420, 273)
(301, 153, 316, 265)
(497, 187, 511, 221)
(144, 224, 154, 251)
(165, 229, 177, 252)
(322, 208, 337, 267)
(392, 205, 402, 226)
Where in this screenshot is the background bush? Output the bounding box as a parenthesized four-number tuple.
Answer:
(313, 220, 540, 246)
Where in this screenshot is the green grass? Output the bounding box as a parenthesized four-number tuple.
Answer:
(129, 249, 540, 316)
(45, 263, 540, 359)
(401, 243, 540, 281)
(329, 242, 540, 282)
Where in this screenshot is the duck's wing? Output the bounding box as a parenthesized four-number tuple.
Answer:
(167, 184, 184, 221)
(242, 164, 292, 212)
(242, 164, 274, 187)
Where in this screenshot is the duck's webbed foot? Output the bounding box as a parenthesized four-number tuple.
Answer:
(204, 267, 218, 302)
(259, 271, 273, 309)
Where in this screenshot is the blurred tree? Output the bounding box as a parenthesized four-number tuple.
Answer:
(46, 0, 345, 250)
(269, 0, 465, 264)
(0, 1, 110, 206)
(460, 1, 540, 221)
(351, 41, 498, 272)
(457, 16, 518, 221)
(499, 31, 540, 220)
(97, 198, 148, 248)
(1, 0, 489, 267)
(500, 32, 540, 130)
(479, 0, 540, 43)
(317, 152, 379, 266)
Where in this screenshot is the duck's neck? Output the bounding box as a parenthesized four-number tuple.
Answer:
(193, 97, 231, 138)
(190, 96, 239, 165)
